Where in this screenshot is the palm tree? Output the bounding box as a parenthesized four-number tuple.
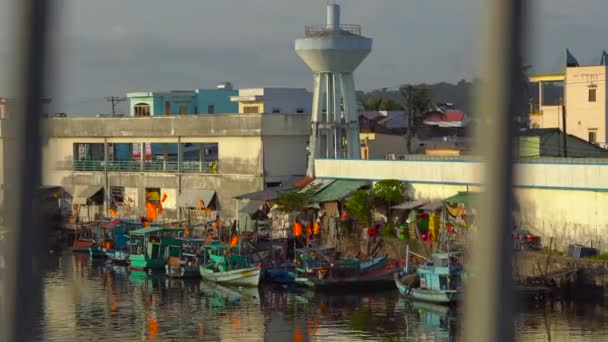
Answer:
(400, 84, 435, 153)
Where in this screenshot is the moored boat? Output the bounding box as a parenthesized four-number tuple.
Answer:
(128, 226, 185, 274)
(72, 227, 94, 253)
(102, 219, 144, 264)
(395, 250, 464, 304)
(166, 237, 205, 278)
(199, 244, 261, 287)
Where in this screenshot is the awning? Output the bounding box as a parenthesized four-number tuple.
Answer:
(444, 191, 480, 206)
(419, 201, 444, 211)
(235, 188, 283, 202)
(311, 180, 370, 203)
(73, 185, 103, 204)
(391, 200, 426, 210)
(177, 190, 215, 208)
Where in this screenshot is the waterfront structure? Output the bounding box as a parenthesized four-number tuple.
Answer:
(229, 88, 311, 114)
(295, 3, 372, 175)
(37, 113, 309, 222)
(127, 83, 237, 116)
(314, 156, 608, 251)
(529, 54, 608, 147)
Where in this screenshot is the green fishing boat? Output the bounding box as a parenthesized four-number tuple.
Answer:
(199, 244, 261, 287)
(128, 227, 184, 274)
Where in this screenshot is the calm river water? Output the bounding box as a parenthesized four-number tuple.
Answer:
(36, 254, 608, 341)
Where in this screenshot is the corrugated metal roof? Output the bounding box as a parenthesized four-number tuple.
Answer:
(444, 191, 480, 206)
(311, 180, 369, 203)
(391, 200, 426, 210)
(235, 188, 283, 201)
(176, 190, 215, 208)
(419, 201, 444, 211)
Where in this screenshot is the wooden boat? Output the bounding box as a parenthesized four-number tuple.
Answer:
(88, 226, 107, 259)
(294, 254, 397, 290)
(395, 250, 464, 304)
(165, 237, 205, 278)
(103, 219, 144, 264)
(199, 244, 261, 287)
(128, 226, 184, 274)
(72, 228, 94, 253)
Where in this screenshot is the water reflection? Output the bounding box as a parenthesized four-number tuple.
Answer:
(39, 254, 608, 341)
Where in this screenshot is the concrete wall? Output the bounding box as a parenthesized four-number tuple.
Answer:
(236, 88, 312, 114)
(565, 65, 608, 144)
(314, 158, 608, 250)
(360, 133, 408, 159)
(196, 89, 238, 114)
(530, 105, 561, 129)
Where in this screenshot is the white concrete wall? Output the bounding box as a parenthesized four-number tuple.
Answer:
(530, 106, 561, 129)
(262, 135, 308, 183)
(315, 158, 608, 250)
(565, 65, 608, 144)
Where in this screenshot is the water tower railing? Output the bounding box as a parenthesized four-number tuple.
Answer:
(304, 24, 362, 37)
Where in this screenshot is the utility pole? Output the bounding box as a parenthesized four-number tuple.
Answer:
(562, 102, 567, 157)
(105, 96, 126, 117)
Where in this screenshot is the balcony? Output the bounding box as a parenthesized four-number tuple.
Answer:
(55, 160, 219, 174)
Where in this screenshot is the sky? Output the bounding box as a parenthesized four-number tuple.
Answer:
(1, 0, 607, 115)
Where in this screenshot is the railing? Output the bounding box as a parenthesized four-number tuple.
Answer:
(304, 24, 362, 37)
(56, 160, 219, 174)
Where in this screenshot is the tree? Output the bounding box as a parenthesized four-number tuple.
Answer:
(373, 179, 405, 219)
(344, 190, 374, 228)
(273, 186, 318, 215)
(363, 96, 402, 111)
(400, 84, 435, 153)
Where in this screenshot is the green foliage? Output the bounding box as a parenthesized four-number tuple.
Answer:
(273, 185, 319, 214)
(373, 180, 405, 204)
(364, 96, 402, 111)
(381, 223, 394, 238)
(400, 84, 435, 127)
(345, 190, 374, 227)
(591, 253, 608, 261)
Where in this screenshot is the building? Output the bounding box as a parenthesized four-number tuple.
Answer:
(529, 53, 608, 147)
(127, 83, 237, 116)
(38, 113, 310, 222)
(229, 88, 311, 114)
(516, 128, 608, 158)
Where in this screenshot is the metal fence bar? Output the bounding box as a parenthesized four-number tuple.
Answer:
(463, 0, 527, 340)
(2, 0, 52, 341)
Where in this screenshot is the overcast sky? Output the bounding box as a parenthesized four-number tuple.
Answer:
(1, 0, 607, 114)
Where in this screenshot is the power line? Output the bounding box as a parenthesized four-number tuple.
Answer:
(105, 96, 127, 117)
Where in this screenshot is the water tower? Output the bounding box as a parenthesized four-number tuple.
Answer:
(295, 2, 372, 176)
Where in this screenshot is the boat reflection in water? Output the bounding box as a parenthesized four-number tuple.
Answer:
(398, 298, 459, 341)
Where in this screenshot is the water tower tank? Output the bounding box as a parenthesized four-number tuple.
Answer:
(295, 3, 372, 176)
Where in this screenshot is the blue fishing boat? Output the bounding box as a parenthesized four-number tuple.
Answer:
(102, 219, 143, 264)
(394, 249, 464, 304)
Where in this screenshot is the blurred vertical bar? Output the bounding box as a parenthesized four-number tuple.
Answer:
(463, 0, 527, 340)
(2, 0, 51, 341)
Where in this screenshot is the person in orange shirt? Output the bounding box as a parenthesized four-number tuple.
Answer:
(314, 220, 320, 237)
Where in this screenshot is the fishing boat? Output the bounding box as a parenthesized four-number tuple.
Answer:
(103, 219, 144, 264)
(128, 226, 185, 274)
(394, 248, 464, 304)
(294, 249, 397, 290)
(72, 227, 95, 253)
(199, 244, 261, 287)
(165, 237, 205, 278)
(88, 226, 107, 259)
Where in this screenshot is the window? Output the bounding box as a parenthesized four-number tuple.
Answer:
(164, 101, 171, 115)
(589, 88, 597, 102)
(207, 105, 215, 114)
(110, 186, 124, 205)
(134, 103, 150, 117)
(243, 106, 259, 114)
(588, 130, 597, 144)
(296, 108, 304, 113)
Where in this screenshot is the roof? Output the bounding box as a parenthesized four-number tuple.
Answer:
(240, 201, 263, 215)
(517, 128, 608, 158)
(391, 200, 426, 210)
(177, 190, 215, 208)
(419, 201, 444, 211)
(130, 227, 172, 235)
(73, 185, 103, 204)
(311, 180, 369, 203)
(444, 192, 480, 206)
(424, 110, 465, 127)
(528, 74, 565, 83)
(235, 187, 284, 201)
(294, 176, 315, 188)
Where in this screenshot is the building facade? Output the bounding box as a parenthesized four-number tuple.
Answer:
(230, 88, 312, 114)
(530, 64, 608, 147)
(39, 114, 310, 222)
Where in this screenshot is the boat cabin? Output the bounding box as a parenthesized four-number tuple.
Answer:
(202, 244, 249, 272)
(129, 227, 184, 262)
(418, 253, 463, 292)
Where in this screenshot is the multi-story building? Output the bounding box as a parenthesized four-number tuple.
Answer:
(38, 113, 310, 222)
(126, 83, 238, 116)
(230, 88, 312, 114)
(529, 59, 608, 147)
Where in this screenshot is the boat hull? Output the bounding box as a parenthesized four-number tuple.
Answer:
(199, 266, 261, 287)
(129, 254, 166, 272)
(106, 250, 129, 264)
(394, 273, 462, 304)
(264, 269, 296, 284)
(295, 272, 395, 291)
(72, 240, 94, 253)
